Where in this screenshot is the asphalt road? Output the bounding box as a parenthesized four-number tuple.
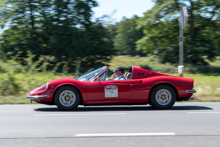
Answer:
(1, 102, 220, 147)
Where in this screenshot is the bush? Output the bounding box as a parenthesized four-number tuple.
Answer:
(0, 61, 21, 95)
(0, 52, 47, 95)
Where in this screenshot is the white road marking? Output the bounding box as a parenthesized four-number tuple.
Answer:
(75, 132, 176, 137)
(34, 113, 127, 116)
(187, 112, 220, 114)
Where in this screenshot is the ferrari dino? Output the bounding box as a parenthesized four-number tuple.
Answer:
(27, 66, 196, 110)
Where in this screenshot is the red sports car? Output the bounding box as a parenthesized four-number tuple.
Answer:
(27, 66, 196, 110)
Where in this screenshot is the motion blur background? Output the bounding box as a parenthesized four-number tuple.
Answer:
(0, 0, 220, 103)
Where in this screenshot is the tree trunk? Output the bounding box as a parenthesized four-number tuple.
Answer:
(29, 0, 34, 30)
(189, 0, 195, 41)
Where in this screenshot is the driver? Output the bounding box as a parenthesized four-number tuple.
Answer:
(111, 66, 126, 80)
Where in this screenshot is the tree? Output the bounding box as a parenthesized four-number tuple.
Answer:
(136, 0, 220, 65)
(114, 15, 144, 56)
(106, 24, 118, 47)
(0, 0, 116, 68)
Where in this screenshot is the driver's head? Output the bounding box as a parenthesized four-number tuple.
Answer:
(113, 66, 124, 76)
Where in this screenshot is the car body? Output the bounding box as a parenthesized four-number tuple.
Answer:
(27, 66, 196, 110)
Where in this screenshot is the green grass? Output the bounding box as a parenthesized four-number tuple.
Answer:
(0, 55, 220, 104)
(106, 55, 220, 75)
(0, 73, 71, 104)
(186, 74, 220, 102)
(0, 73, 219, 104)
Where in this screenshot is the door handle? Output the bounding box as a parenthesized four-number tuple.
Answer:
(138, 81, 143, 84)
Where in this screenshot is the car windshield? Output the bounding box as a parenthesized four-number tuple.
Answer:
(77, 67, 105, 81)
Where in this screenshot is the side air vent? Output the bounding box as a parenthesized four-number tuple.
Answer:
(137, 73, 145, 76)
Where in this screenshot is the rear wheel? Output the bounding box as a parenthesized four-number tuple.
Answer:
(54, 86, 81, 110)
(150, 84, 176, 109)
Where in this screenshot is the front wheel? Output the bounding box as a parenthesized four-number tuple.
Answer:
(54, 86, 81, 110)
(150, 84, 176, 109)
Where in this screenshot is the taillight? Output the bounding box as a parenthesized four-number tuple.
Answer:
(30, 83, 48, 94)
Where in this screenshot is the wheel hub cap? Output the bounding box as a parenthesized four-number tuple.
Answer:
(59, 90, 76, 107)
(155, 89, 172, 105)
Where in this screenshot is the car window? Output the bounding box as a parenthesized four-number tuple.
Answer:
(94, 71, 107, 81)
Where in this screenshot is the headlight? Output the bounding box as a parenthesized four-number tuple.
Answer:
(30, 83, 48, 94)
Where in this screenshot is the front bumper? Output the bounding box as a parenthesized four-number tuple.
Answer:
(185, 89, 196, 93)
(27, 92, 49, 99)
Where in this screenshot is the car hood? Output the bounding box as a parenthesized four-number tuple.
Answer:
(48, 78, 77, 85)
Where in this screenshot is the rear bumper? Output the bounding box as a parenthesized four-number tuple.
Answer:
(27, 92, 49, 99)
(177, 89, 196, 101)
(185, 89, 196, 93)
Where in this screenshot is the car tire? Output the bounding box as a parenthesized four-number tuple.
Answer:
(150, 84, 176, 109)
(54, 86, 81, 110)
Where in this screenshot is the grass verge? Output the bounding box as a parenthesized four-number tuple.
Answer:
(0, 55, 219, 104)
(0, 73, 219, 104)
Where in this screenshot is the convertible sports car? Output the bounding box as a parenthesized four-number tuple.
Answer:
(27, 66, 196, 110)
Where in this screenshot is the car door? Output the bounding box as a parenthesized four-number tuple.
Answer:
(107, 80, 133, 101)
(87, 80, 115, 103)
(87, 79, 133, 103)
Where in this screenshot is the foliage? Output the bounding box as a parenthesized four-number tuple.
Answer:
(0, 51, 52, 95)
(136, 0, 220, 65)
(105, 55, 220, 75)
(0, 60, 21, 96)
(0, 51, 104, 96)
(114, 16, 145, 56)
(105, 24, 118, 47)
(0, 0, 116, 66)
(1, 54, 220, 103)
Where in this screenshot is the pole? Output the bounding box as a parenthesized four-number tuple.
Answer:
(179, 3, 184, 77)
